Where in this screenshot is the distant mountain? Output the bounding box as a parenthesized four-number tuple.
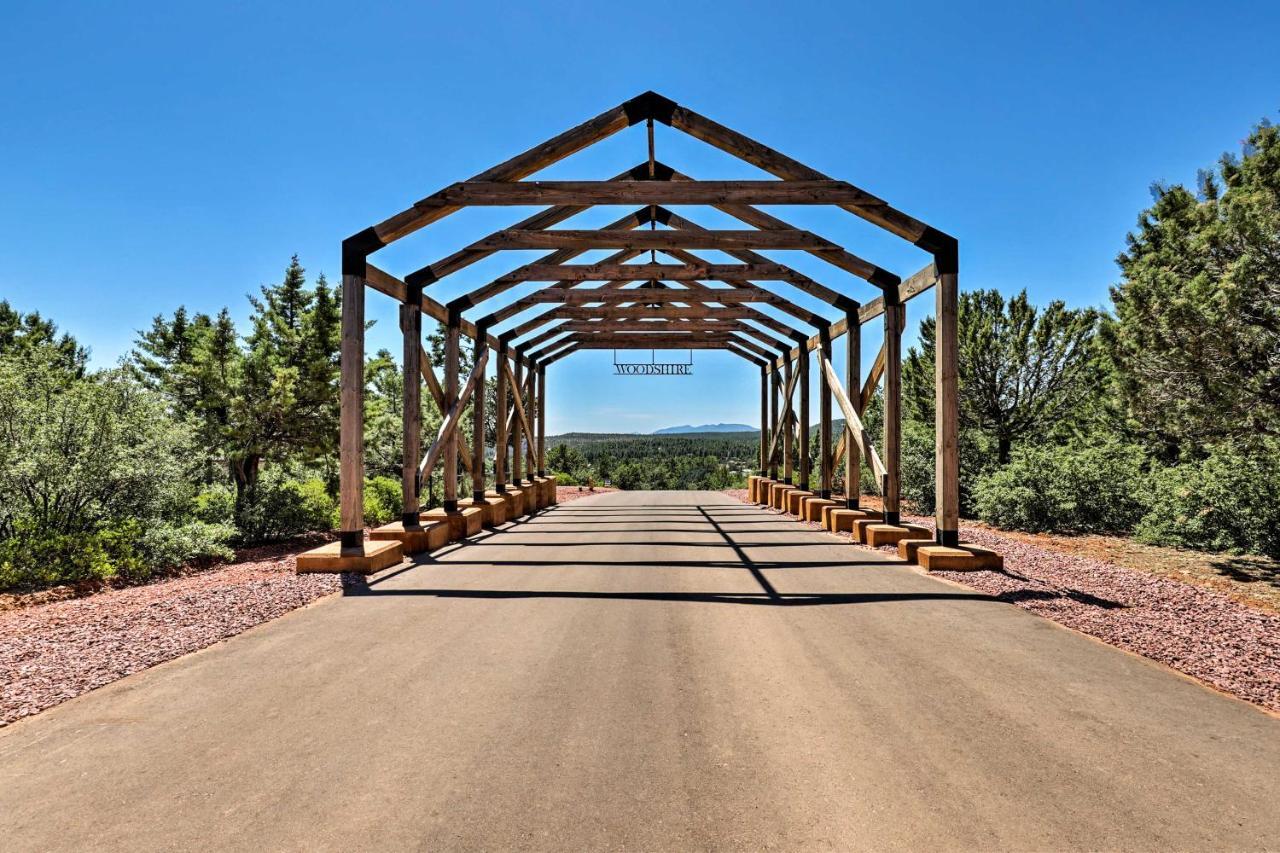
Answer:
(653, 423, 756, 434)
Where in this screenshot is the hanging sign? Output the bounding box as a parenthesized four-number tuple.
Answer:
(613, 350, 693, 376)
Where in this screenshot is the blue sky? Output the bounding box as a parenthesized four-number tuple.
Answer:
(2, 0, 1277, 434)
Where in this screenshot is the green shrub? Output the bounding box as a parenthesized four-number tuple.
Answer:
(363, 476, 401, 526)
(0, 523, 145, 591)
(194, 485, 236, 526)
(554, 471, 577, 486)
(973, 443, 1149, 534)
(236, 472, 337, 542)
(1135, 444, 1280, 557)
(137, 521, 236, 573)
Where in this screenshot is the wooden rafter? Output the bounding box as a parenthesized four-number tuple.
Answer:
(473, 229, 839, 252)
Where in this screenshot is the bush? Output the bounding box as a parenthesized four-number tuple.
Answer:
(973, 443, 1149, 534)
(0, 523, 145, 591)
(194, 485, 236, 526)
(1135, 444, 1280, 557)
(137, 521, 236, 573)
(554, 471, 577, 486)
(363, 476, 401, 526)
(236, 472, 336, 542)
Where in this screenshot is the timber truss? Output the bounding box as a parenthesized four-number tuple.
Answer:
(314, 91, 963, 573)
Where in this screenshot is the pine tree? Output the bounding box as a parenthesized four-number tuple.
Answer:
(902, 289, 1100, 463)
(1104, 118, 1280, 455)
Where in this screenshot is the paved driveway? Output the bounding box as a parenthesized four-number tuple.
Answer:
(2, 491, 1277, 850)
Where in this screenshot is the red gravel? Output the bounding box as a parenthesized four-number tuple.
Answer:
(555, 485, 619, 504)
(725, 490, 1280, 714)
(0, 544, 340, 726)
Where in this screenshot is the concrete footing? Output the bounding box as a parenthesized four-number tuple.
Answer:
(754, 478, 776, 504)
(801, 497, 837, 523)
(296, 539, 403, 574)
(864, 523, 933, 549)
(769, 482, 794, 510)
(458, 496, 505, 528)
(914, 544, 1004, 571)
(824, 507, 881, 533)
(421, 506, 484, 541)
(369, 519, 450, 554)
(785, 489, 814, 516)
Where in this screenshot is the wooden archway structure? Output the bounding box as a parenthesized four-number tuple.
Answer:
(298, 91, 967, 573)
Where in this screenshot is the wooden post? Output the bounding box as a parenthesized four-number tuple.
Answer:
(782, 357, 794, 484)
(512, 358, 524, 486)
(443, 314, 460, 512)
(818, 326, 832, 499)
(537, 365, 547, 476)
(769, 364, 780, 479)
(936, 266, 960, 546)
(758, 367, 768, 475)
(339, 273, 365, 552)
(845, 310, 861, 509)
(883, 299, 902, 526)
(798, 342, 810, 492)
(494, 342, 508, 492)
(400, 288, 422, 526)
(471, 333, 487, 502)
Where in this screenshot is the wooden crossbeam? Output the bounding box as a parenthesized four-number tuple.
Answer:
(543, 305, 756, 322)
(668, 103, 932, 244)
(474, 229, 837, 252)
(819, 354, 886, 488)
(419, 347, 474, 475)
(519, 287, 781, 305)
(427, 180, 888, 208)
(770, 261, 938, 368)
(408, 164, 651, 285)
(370, 102, 632, 245)
(862, 344, 887, 410)
(665, 170, 898, 288)
(766, 366, 801, 463)
(503, 359, 538, 457)
(502, 262, 795, 283)
(419, 350, 489, 479)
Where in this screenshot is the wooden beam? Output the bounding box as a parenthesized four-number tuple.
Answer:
(767, 363, 800, 470)
(537, 367, 547, 476)
(367, 102, 632, 246)
(338, 274, 365, 549)
(419, 349, 488, 488)
(407, 165, 652, 285)
(883, 302, 902, 524)
(442, 321, 461, 510)
(501, 262, 799, 283)
(798, 343, 810, 491)
(494, 345, 508, 491)
(665, 171, 899, 288)
(419, 348, 473, 475)
(769, 363, 780, 478)
(819, 354, 887, 488)
(518, 287, 783, 305)
(668, 104, 932, 244)
(769, 261, 937, 369)
(426, 180, 899, 209)
(936, 270, 960, 546)
(861, 344, 886, 411)
(474, 229, 838, 252)
(819, 328, 833, 498)
(471, 334, 487, 501)
(845, 312, 861, 507)
(401, 298, 421, 523)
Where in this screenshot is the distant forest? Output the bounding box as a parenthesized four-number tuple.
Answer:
(546, 432, 759, 490)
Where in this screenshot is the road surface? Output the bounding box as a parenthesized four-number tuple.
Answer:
(2, 491, 1278, 850)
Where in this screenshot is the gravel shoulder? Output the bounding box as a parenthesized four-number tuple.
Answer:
(1, 487, 616, 726)
(723, 489, 1280, 713)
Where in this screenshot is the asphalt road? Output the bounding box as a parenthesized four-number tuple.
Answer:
(2, 490, 1278, 851)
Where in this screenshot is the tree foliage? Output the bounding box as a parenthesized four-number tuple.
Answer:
(903, 288, 1101, 463)
(1104, 119, 1280, 453)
